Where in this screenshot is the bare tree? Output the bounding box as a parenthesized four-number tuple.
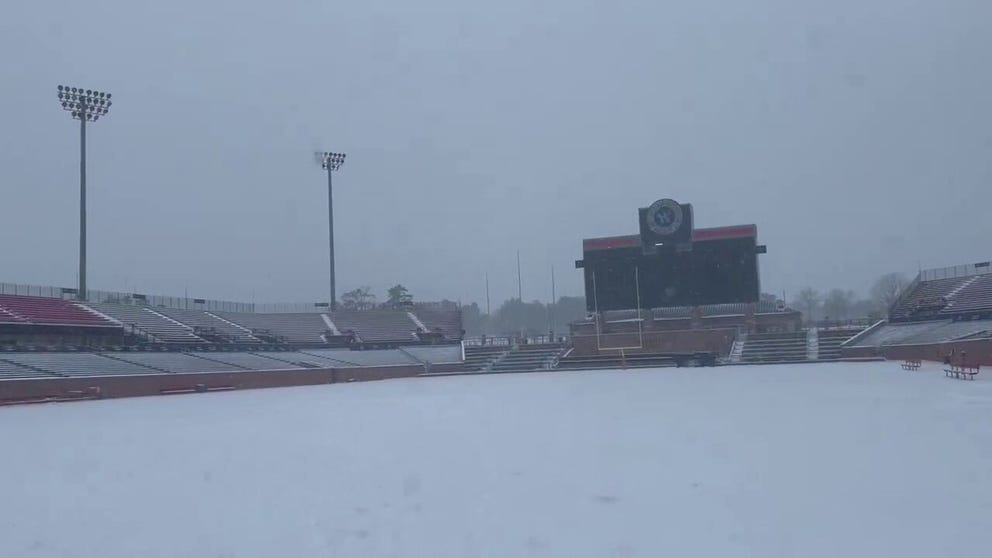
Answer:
(870, 272, 908, 315)
(823, 288, 855, 321)
(341, 286, 376, 310)
(795, 287, 820, 324)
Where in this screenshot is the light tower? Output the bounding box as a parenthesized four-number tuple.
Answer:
(57, 85, 112, 301)
(316, 151, 346, 310)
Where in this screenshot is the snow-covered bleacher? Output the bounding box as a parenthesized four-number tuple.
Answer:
(215, 312, 329, 344)
(88, 302, 205, 343)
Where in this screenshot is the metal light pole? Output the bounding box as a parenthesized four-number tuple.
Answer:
(316, 151, 346, 310)
(57, 85, 112, 301)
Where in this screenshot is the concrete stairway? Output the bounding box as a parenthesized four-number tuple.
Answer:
(488, 344, 566, 373)
(740, 331, 808, 363)
(462, 345, 509, 372)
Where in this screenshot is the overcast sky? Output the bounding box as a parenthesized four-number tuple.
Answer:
(2, 0, 990, 307)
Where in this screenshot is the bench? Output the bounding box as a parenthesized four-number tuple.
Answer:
(944, 364, 980, 380)
(901, 360, 922, 371)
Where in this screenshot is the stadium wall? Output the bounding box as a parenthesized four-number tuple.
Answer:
(570, 328, 737, 356)
(0, 363, 464, 406)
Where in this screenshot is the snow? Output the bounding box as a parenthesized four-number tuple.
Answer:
(2, 362, 992, 557)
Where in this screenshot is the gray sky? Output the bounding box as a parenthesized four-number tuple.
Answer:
(2, 0, 990, 307)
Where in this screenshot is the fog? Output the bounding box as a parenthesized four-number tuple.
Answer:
(2, 0, 990, 307)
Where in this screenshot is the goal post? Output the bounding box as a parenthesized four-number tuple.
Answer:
(594, 267, 645, 352)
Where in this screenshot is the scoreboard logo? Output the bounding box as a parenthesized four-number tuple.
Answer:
(645, 198, 683, 237)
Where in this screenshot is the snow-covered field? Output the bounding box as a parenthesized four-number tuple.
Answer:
(2, 362, 991, 557)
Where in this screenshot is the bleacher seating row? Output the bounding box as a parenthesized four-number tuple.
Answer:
(330, 311, 420, 342)
(0, 295, 463, 346)
(845, 319, 992, 348)
(0, 345, 464, 380)
(0, 295, 116, 327)
(890, 273, 992, 321)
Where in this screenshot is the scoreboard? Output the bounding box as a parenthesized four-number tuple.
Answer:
(576, 200, 764, 313)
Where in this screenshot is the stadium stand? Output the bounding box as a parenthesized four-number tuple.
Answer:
(0, 357, 59, 379)
(888, 277, 970, 321)
(888, 269, 992, 322)
(0, 307, 27, 323)
(215, 312, 328, 344)
(188, 351, 303, 370)
(248, 351, 341, 368)
(109, 352, 245, 374)
(846, 319, 992, 348)
(411, 306, 463, 339)
(300, 348, 419, 367)
(153, 308, 258, 343)
(87, 302, 205, 343)
(0, 345, 467, 379)
(942, 274, 992, 315)
(401, 345, 463, 364)
(328, 311, 420, 342)
(1, 352, 161, 377)
(0, 295, 117, 327)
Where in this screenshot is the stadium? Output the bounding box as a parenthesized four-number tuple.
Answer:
(5, 2, 992, 556)
(3, 187, 992, 555)
(3, 193, 990, 401)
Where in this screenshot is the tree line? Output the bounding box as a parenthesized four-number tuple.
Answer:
(342, 271, 912, 333)
(792, 272, 909, 324)
(461, 296, 588, 337)
(339, 284, 414, 310)
(338, 283, 588, 336)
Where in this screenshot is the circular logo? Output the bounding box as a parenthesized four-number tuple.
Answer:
(646, 199, 683, 236)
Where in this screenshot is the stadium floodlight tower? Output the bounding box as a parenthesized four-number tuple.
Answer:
(57, 85, 112, 302)
(315, 151, 346, 310)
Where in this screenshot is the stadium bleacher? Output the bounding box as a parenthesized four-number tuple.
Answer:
(0, 295, 117, 327)
(1, 352, 161, 377)
(108, 352, 245, 374)
(79, 305, 461, 346)
(189, 351, 303, 370)
(402, 344, 463, 364)
(0, 358, 59, 379)
(847, 319, 992, 348)
(87, 302, 205, 343)
(328, 311, 420, 342)
(889, 276, 987, 321)
(250, 351, 341, 368)
(411, 306, 463, 339)
(215, 312, 329, 344)
(154, 308, 258, 343)
(300, 348, 419, 367)
(942, 274, 992, 315)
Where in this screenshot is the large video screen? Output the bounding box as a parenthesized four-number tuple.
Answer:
(583, 237, 760, 311)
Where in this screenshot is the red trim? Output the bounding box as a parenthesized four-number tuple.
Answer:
(582, 235, 641, 251)
(691, 225, 756, 242)
(583, 225, 756, 251)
